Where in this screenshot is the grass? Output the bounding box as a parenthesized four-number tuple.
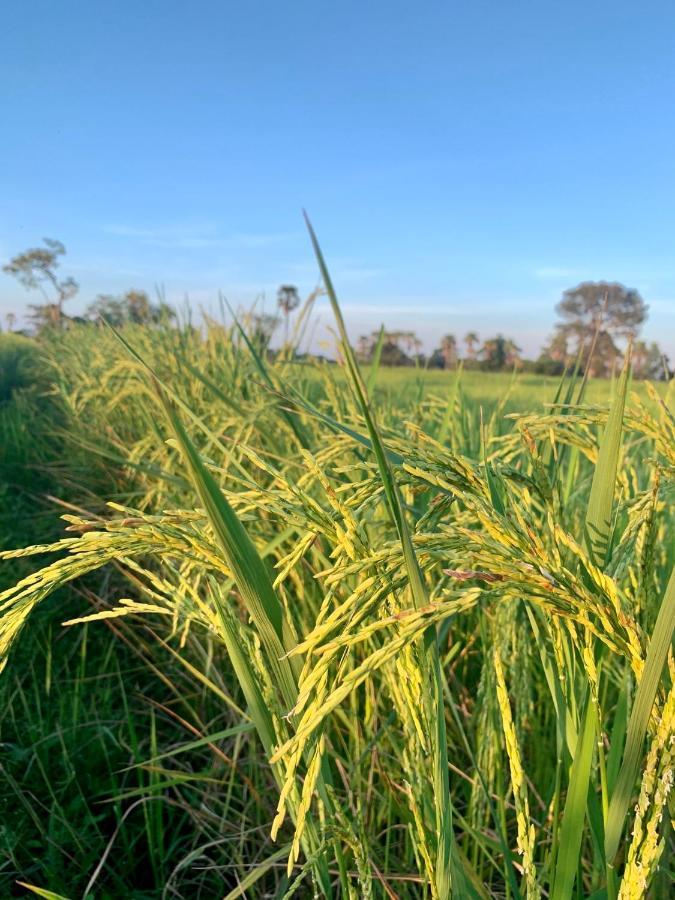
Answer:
(0, 265, 673, 899)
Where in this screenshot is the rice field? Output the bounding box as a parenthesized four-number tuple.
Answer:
(0, 245, 673, 898)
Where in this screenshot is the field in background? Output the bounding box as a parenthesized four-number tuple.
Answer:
(0, 320, 673, 899)
(366, 365, 662, 407)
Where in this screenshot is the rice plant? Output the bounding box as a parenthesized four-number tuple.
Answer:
(0, 230, 673, 898)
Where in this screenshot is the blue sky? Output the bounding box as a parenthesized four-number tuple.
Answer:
(1, 1, 674, 357)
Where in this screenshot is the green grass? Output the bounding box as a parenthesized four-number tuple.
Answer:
(0, 304, 673, 899)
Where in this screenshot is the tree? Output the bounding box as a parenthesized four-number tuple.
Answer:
(356, 335, 372, 362)
(464, 331, 479, 359)
(87, 290, 175, 327)
(356, 330, 421, 366)
(3, 238, 78, 331)
(87, 295, 127, 327)
(586, 330, 621, 378)
(543, 331, 569, 363)
(250, 313, 278, 353)
(440, 334, 457, 369)
(553, 281, 647, 376)
(632, 340, 667, 381)
(277, 284, 301, 345)
(379, 340, 413, 367)
(535, 331, 568, 375)
(503, 337, 522, 368)
(478, 334, 518, 372)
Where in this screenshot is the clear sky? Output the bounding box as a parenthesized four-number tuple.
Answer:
(1, 1, 674, 357)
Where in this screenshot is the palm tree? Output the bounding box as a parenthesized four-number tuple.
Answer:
(440, 334, 457, 369)
(504, 338, 522, 368)
(277, 285, 301, 346)
(357, 335, 372, 361)
(480, 335, 507, 371)
(464, 331, 479, 359)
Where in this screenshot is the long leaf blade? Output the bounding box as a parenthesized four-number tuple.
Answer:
(583, 352, 630, 567)
(551, 695, 596, 900)
(605, 566, 675, 862)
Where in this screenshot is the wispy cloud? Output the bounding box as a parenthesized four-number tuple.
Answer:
(285, 260, 389, 284)
(101, 223, 298, 250)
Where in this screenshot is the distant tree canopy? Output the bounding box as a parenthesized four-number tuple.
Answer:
(3, 238, 79, 331)
(632, 340, 667, 381)
(2, 242, 670, 380)
(277, 284, 301, 345)
(277, 285, 300, 317)
(550, 281, 648, 377)
(479, 335, 522, 371)
(250, 312, 279, 352)
(2, 238, 177, 334)
(464, 331, 479, 359)
(356, 330, 422, 366)
(87, 290, 175, 327)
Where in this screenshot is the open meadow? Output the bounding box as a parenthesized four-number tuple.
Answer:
(0, 289, 673, 898)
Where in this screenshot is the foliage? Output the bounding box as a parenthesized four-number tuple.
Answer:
(86, 290, 175, 327)
(633, 340, 669, 381)
(0, 277, 673, 898)
(464, 331, 479, 359)
(2, 239, 78, 331)
(551, 281, 648, 377)
(479, 334, 521, 371)
(0, 333, 40, 404)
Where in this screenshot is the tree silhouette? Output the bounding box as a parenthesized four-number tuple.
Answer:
(250, 313, 278, 353)
(440, 334, 457, 368)
(3, 238, 78, 331)
(277, 284, 301, 345)
(479, 335, 519, 371)
(87, 290, 175, 327)
(503, 337, 522, 368)
(553, 281, 647, 377)
(356, 335, 371, 361)
(464, 331, 479, 359)
(632, 340, 666, 380)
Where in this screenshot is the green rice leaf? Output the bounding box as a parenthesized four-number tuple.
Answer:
(604, 565, 675, 862)
(222, 844, 293, 899)
(366, 324, 385, 394)
(583, 351, 630, 567)
(551, 695, 596, 900)
(304, 211, 462, 899)
(156, 387, 299, 711)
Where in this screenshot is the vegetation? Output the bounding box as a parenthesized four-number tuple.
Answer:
(548, 282, 648, 378)
(0, 232, 673, 898)
(2, 238, 671, 380)
(86, 290, 175, 327)
(3, 238, 79, 331)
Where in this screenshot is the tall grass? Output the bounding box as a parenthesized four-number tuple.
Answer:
(0, 253, 673, 897)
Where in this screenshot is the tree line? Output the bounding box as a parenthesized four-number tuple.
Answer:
(2, 238, 174, 330)
(1, 238, 671, 380)
(356, 281, 668, 380)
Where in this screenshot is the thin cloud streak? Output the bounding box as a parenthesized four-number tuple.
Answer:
(101, 223, 299, 250)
